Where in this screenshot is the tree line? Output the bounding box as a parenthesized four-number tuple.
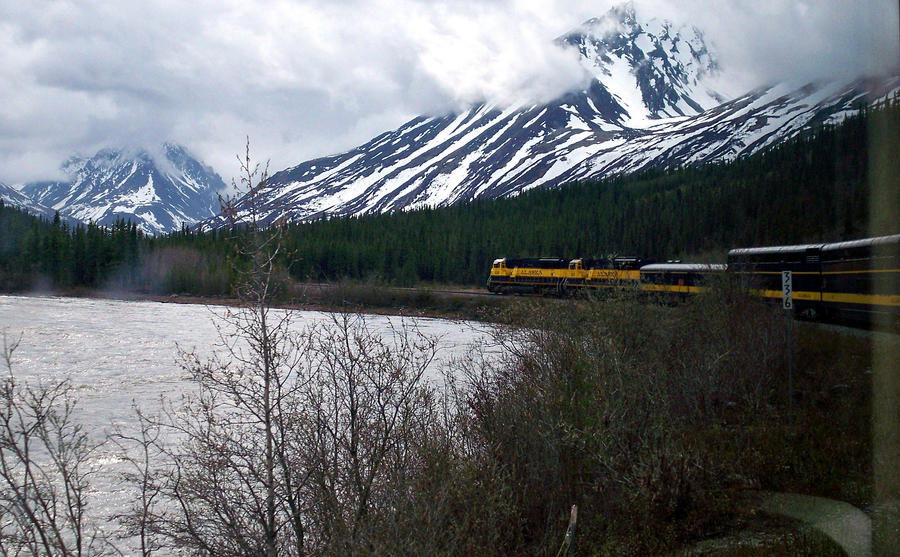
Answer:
(1, 96, 896, 295)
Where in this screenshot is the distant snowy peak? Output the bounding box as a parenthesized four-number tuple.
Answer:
(559, 3, 724, 123)
(22, 144, 225, 235)
(61, 143, 219, 198)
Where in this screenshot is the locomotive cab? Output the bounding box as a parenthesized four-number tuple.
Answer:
(487, 258, 512, 293)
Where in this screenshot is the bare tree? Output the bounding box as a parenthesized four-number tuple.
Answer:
(298, 313, 439, 555)
(154, 301, 310, 556)
(108, 406, 166, 557)
(145, 139, 309, 556)
(0, 333, 110, 556)
(131, 140, 445, 556)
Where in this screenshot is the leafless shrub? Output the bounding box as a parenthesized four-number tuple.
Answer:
(108, 406, 167, 557)
(297, 313, 440, 555)
(151, 293, 309, 555)
(143, 310, 444, 556)
(121, 141, 447, 556)
(0, 333, 112, 556)
(445, 283, 787, 553)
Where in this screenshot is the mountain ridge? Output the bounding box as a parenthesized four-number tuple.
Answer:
(0, 182, 61, 221)
(7, 5, 896, 234)
(209, 4, 744, 227)
(207, 1, 899, 229)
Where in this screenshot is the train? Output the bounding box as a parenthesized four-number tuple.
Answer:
(486, 256, 652, 296)
(487, 234, 900, 327)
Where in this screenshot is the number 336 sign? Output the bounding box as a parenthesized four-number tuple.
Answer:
(782, 271, 793, 310)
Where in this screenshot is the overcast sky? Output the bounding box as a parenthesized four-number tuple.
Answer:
(1, 0, 897, 185)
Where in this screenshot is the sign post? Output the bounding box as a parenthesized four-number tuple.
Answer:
(782, 271, 793, 424)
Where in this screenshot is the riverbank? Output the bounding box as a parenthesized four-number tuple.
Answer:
(7, 279, 518, 322)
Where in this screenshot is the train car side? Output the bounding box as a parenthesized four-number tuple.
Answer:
(727, 243, 824, 318)
(639, 263, 727, 297)
(819, 234, 900, 326)
(728, 234, 900, 326)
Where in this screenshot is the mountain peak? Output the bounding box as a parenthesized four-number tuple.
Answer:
(559, 3, 723, 122)
(22, 143, 225, 235)
(581, 2, 639, 34)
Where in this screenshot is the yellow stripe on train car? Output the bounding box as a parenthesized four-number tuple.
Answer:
(749, 289, 821, 301)
(587, 270, 640, 281)
(820, 268, 900, 275)
(733, 271, 821, 276)
(587, 269, 619, 281)
(821, 292, 900, 307)
(512, 269, 545, 277)
(640, 284, 709, 294)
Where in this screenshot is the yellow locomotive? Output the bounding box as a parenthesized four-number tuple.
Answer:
(487, 256, 651, 295)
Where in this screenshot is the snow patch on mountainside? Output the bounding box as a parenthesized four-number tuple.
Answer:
(212, 68, 899, 230)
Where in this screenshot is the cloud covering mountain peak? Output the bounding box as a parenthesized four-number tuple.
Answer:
(0, 1, 895, 187)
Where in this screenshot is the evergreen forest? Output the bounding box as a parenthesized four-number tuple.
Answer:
(1, 98, 897, 295)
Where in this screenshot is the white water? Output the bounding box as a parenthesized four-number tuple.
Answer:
(0, 295, 489, 431)
(0, 294, 493, 552)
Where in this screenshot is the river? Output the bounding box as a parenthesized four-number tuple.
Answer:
(0, 294, 493, 553)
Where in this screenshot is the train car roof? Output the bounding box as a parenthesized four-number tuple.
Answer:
(640, 263, 727, 272)
(501, 257, 570, 268)
(728, 243, 824, 257)
(821, 233, 900, 252)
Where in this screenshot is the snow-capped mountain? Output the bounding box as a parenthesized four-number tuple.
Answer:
(209, 4, 898, 228)
(21, 144, 225, 235)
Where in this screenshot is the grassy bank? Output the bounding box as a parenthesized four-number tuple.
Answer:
(446, 285, 878, 553)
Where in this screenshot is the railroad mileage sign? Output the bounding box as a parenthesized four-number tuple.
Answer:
(782, 270, 793, 310)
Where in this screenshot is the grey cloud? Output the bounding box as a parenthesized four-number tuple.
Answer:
(639, 0, 899, 91)
(0, 0, 896, 185)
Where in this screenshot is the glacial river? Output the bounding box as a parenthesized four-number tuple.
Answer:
(0, 294, 494, 552)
